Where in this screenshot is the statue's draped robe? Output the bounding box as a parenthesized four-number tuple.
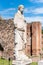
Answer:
(14, 10, 28, 60)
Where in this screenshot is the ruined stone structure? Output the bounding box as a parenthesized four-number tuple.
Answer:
(26, 22, 42, 56)
(25, 23, 31, 56)
(42, 34, 43, 49)
(0, 18, 14, 59)
(0, 18, 42, 59)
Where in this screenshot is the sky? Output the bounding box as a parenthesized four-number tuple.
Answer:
(0, 0, 43, 26)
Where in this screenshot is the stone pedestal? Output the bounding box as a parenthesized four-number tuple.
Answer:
(12, 59, 32, 65)
(38, 60, 43, 65)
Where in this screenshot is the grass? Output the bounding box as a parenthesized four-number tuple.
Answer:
(0, 58, 12, 65)
(31, 62, 38, 65)
(0, 58, 38, 65)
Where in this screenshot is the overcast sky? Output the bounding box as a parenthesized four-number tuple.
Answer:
(0, 0, 43, 26)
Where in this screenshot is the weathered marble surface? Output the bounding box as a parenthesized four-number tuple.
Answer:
(12, 59, 32, 65)
(38, 60, 43, 65)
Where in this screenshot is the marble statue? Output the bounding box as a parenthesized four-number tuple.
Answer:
(12, 5, 32, 65)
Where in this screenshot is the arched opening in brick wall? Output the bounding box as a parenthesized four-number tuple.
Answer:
(0, 44, 4, 51)
(0, 44, 4, 58)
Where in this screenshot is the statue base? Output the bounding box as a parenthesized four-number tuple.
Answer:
(12, 59, 32, 65)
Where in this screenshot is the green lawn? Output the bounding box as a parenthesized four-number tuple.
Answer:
(0, 58, 38, 65)
(31, 62, 38, 65)
(0, 58, 12, 65)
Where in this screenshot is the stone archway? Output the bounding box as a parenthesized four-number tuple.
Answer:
(0, 44, 4, 58)
(0, 44, 4, 51)
(0, 39, 4, 58)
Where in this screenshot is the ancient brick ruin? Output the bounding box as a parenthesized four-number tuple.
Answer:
(0, 18, 42, 59)
(0, 18, 14, 59)
(25, 22, 42, 56)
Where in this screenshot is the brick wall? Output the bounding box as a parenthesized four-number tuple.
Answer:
(25, 23, 31, 56)
(32, 22, 41, 55)
(0, 19, 14, 59)
(42, 34, 43, 49)
(26, 22, 42, 56)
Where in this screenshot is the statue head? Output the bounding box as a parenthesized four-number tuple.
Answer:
(18, 5, 24, 14)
